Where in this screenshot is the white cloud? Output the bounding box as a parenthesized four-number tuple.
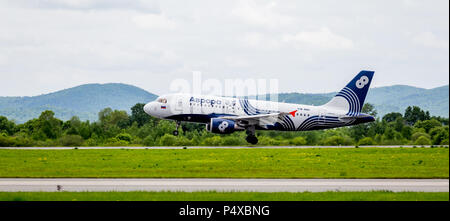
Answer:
(412, 32, 449, 50)
(131, 13, 177, 30)
(231, 0, 294, 28)
(0, 0, 448, 96)
(282, 28, 355, 50)
(4, 0, 160, 13)
(0, 54, 7, 65)
(241, 32, 281, 50)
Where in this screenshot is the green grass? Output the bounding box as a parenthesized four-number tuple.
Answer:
(1, 191, 448, 201)
(0, 148, 448, 178)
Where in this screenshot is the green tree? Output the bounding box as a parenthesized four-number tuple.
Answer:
(143, 134, 156, 146)
(366, 119, 385, 137)
(429, 126, 449, 145)
(393, 117, 404, 132)
(290, 136, 307, 146)
(414, 136, 431, 145)
(159, 134, 178, 146)
(431, 116, 449, 126)
(0, 116, 16, 135)
(130, 103, 155, 127)
(78, 121, 92, 139)
(98, 108, 130, 129)
(348, 103, 377, 141)
(382, 112, 403, 123)
(64, 116, 82, 136)
(116, 133, 132, 142)
(98, 108, 113, 124)
(201, 136, 223, 146)
(0, 133, 14, 146)
(59, 134, 84, 146)
(411, 132, 430, 142)
(358, 137, 375, 145)
(182, 122, 205, 133)
(221, 136, 244, 145)
(110, 110, 130, 129)
(154, 120, 179, 138)
(362, 103, 377, 117)
(401, 126, 413, 140)
(35, 110, 63, 140)
(404, 106, 430, 125)
(322, 135, 353, 146)
(382, 127, 403, 142)
(414, 119, 442, 133)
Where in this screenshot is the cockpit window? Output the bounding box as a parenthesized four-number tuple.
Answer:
(157, 98, 167, 103)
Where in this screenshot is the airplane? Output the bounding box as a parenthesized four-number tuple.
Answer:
(143, 70, 375, 144)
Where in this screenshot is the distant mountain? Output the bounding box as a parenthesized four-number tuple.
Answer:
(260, 85, 449, 118)
(0, 83, 447, 123)
(366, 85, 449, 118)
(0, 83, 157, 123)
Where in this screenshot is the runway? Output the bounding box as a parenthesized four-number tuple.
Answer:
(0, 145, 447, 149)
(0, 179, 447, 192)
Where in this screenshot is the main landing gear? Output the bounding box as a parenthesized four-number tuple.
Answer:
(173, 121, 180, 136)
(245, 126, 258, 145)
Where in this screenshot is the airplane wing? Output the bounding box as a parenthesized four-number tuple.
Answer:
(219, 112, 289, 127)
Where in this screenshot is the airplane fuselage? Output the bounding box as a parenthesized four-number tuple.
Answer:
(144, 93, 374, 132)
(143, 70, 376, 144)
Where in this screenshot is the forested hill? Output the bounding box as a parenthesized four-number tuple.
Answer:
(0, 83, 157, 123)
(0, 83, 448, 123)
(254, 84, 449, 118)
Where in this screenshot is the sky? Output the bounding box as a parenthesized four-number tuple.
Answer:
(0, 0, 448, 96)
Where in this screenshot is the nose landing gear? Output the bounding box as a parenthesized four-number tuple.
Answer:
(173, 121, 181, 136)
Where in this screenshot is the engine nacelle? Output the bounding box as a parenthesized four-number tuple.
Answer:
(206, 118, 241, 134)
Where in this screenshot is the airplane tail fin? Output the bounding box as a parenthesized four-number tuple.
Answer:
(323, 70, 374, 116)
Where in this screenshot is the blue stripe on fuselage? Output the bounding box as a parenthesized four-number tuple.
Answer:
(165, 113, 237, 124)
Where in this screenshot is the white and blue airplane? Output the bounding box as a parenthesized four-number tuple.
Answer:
(144, 70, 375, 144)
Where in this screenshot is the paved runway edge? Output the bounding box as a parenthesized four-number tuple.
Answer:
(0, 178, 448, 192)
(0, 145, 448, 149)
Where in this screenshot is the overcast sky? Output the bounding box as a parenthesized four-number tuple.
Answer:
(0, 0, 448, 96)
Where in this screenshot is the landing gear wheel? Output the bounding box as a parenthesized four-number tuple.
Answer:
(246, 135, 258, 145)
(173, 121, 181, 136)
(245, 125, 257, 144)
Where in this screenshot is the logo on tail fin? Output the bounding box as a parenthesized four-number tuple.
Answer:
(355, 76, 369, 89)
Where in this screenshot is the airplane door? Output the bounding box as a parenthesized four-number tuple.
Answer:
(176, 97, 183, 112)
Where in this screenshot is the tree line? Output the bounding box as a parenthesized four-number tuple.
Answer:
(0, 103, 448, 147)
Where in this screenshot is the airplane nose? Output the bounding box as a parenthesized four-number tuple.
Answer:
(143, 102, 152, 115)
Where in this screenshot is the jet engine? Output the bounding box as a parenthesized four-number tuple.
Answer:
(206, 118, 243, 134)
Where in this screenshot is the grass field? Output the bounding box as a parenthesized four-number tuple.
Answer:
(0, 148, 447, 178)
(0, 191, 448, 201)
